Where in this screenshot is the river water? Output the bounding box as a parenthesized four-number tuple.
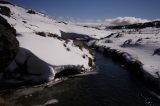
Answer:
(2, 51, 160, 106)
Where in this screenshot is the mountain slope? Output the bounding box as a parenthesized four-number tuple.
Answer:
(0, 2, 95, 84)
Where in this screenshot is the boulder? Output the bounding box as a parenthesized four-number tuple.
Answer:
(0, 5, 11, 17)
(0, 16, 19, 71)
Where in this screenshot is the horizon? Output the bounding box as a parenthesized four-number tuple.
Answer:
(8, 0, 160, 21)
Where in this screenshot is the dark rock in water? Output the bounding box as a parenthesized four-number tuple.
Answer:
(0, 5, 11, 17)
(0, 16, 19, 71)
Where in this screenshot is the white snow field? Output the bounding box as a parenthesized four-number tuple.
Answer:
(0, 3, 96, 82)
(93, 28, 160, 78)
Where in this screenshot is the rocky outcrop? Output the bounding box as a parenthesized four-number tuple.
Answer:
(0, 5, 11, 17)
(0, 16, 19, 71)
(0, 16, 16, 35)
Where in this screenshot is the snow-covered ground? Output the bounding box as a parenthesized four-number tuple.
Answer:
(0, 3, 112, 39)
(0, 3, 97, 82)
(92, 28, 160, 78)
(1, 2, 160, 83)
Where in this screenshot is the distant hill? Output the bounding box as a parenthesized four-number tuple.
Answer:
(107, 21, 160, 29)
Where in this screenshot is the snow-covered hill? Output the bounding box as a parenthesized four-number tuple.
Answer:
(0, 3, 112, 39)
(1, 1, 160, 87)
(0, 2, 101, 83)
(90, 28, 160, 79)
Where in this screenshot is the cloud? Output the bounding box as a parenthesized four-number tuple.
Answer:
(73, 17, 150, 26)
(104, 17, 149, 26)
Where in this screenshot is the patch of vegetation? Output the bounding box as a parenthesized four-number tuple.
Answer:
(82, 54, 86, 59)
(105, 39, 112, 43)
(48, 33, 59, 38)
(83, 25, 89, 28)
(63, 43, 67, 47)
(35, 32, 59, 38)
(35, 32, 46, 37)
(153, 48, 160, 56)
(62, 38, 70, 44)
(145, 37, 150, 39)
(136, 38, 143, 43)
(121, 39, 132, 47)
(88, 57, 93, 67)
(66, 47, 70, 51)
(57, 21, 68, 25)
(73, 41, 85, 51)
(137, 38, 142, 42)
(106, 33, 114, 38)
(22, 21, 27, 23)
(0, 5, 11, 17)
(73, 40, 95, 66)
(115, 33, 123, 38)
(27, 9, 36, 14)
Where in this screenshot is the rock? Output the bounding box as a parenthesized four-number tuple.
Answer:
(0, 5, 11, 17)
(0, 16, 19, 71)
(0, 16, 16, 35)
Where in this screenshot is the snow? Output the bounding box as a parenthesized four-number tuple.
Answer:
(7, 48, 55, 82)
(93, 28, 160, 78)
(0, 3, 112, 39)
(0, 3, 94, 82)
(57, 23, 113, 39)
(1, 3, 160, 81)
(17, 33, 92, 68)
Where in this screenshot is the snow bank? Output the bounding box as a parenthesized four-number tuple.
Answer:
(92, 28, 160, 79)
(0, 3, 95, 84)
(0, 3, 94, 68)
(17, 32, 93, 68)
(7, 48, 55, 82)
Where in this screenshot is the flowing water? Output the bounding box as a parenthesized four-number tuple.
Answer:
(1, 51, 160, 106)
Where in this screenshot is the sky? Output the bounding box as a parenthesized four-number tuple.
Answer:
(8, 0, 160, 20)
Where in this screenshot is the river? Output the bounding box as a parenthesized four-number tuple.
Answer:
(1, 51, 160, 106)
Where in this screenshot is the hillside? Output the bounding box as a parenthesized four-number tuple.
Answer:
(0, 2, 102, 85)
(0, 1, 160, 88)
(107, 21, 160, 30)
(89, 27, 160, 81)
